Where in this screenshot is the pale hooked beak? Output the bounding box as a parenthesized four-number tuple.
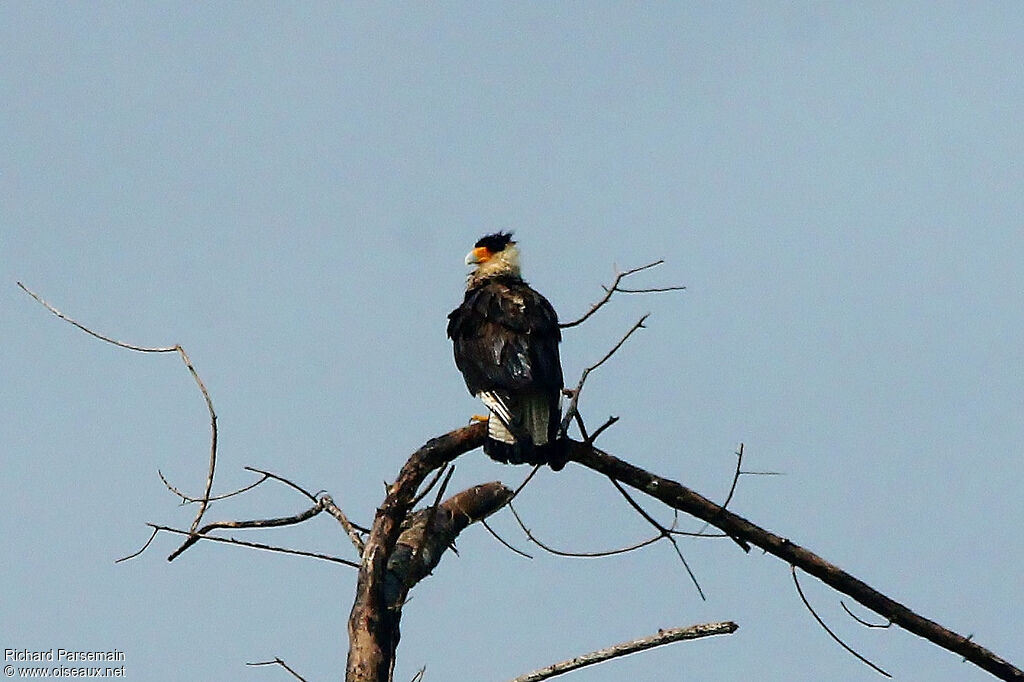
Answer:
(465, 246, 491, 266)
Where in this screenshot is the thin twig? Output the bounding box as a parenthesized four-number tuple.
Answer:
(246, 657, 308, 682)
(167, 503, 326, 561)
(721, 443, 744, 511)
(587, 416, 619, 443)
(571, 410, 590, 443)
(510, 464, 543, 500)
(115, 526, 160, 563)
(422, 465, 456, 543)
(159, 469, 269, 505)
(791, 566, 892, 678)
(150, 524, 359, 567)
(607, 477, 705, 600)
(320, 494, 366, 556)
(479, 464, 543, 559)
(411, 464, 450, 507)
(841, 601, 893, 629)
(18, 283, 219, 534)
(481, 519, 534, 559)
(690, 444, 752, 550)
(559, 260, 683, 329)
(559, 314, 648, 438)
(244, 466, 319, 502)
(506, 622, 737, 682)
(610, 285, 688, 294)
(508, 502, 662, 558)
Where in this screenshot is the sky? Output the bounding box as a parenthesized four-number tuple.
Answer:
(2, 3, 1022, 681)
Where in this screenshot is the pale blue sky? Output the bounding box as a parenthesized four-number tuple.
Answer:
(3, 4, 1022, 681)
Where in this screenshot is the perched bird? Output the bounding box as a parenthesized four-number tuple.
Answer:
(447, 232, 567, 469)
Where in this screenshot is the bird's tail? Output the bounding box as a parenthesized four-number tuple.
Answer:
(479, 391, 565, 468)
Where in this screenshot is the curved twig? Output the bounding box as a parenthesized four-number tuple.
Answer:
(841, 600, 893, 629)
(508, 502, 662, 558)
(559, 261, 684, 329)
(115, 526, 160, 564)
(159, 469, 269, 505)
(791, 566, 892, 677)
(18, 283, 219, 534)
(481, 518, 534, 559)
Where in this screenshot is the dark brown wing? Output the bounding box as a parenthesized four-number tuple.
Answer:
(447, 277, 563, 397)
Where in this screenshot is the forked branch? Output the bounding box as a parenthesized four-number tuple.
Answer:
(18, 283, 219, 534)
(559, 260, 684, 329)
(565, 436, 1024, 681)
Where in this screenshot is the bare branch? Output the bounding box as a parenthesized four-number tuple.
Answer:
(167, 503, 325, 561)
(149, 524, 359, 568)
(410, 464, 450, 507)
(421, 465, 456, 546)
(508, 501, 661, 558)
(690, 444, 752, 550)
(559, 261, 683, 329)
(115, 526, 160, 564)
(841, 600, 893, 629)
(587, 416, 619, 443)
(320, 494, 366, 556)
(567, 437, 1024, 681)
(792, 566, 892, 678)
(347, 423, 490, 682)
(243, 466, 320, 503)
(607, 477, 705, 600)
(480, 518, 534, 559)
(610, 284, 688, 294)
(18, 283, 220, 534)
(559, 315, 648, 438)
(246, 657, 309, 682)
(506, 622, 738, 682)
(159, 468, 269, 505)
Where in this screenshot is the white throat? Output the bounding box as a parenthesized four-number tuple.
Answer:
(468, 244, 522, 287)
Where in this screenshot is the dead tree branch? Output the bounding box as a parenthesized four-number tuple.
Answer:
(564, 435, 1024, 681)
(247, 658, 309, 682)
(166, 502, 326, 561)
(321, 495, 367, 556)
(559, 260, 684, 329)
(143, 524, 359, 567)
(24, 282, 1022, 681)
(792, 565, 891, 678)
(18, 282, 219, 534)
(346, 425, 506, 682)
(508, 501, 662, 558)
(506, 622, 738, 682)
(559, 314, 648, 438)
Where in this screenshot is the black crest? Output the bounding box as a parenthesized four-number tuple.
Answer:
(474, 231, 515, 253)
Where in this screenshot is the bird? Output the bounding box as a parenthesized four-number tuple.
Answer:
(447, 232, 568, 469)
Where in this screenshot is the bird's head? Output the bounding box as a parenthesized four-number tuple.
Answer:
(465, 231, 521, 283)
